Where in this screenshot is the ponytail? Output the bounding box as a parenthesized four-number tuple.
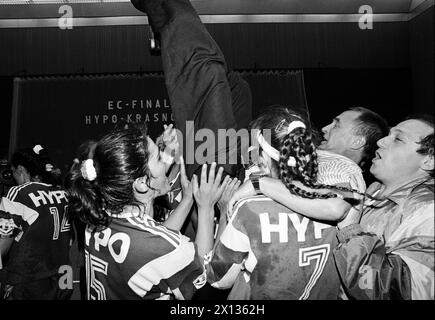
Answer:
(65, 126, 151, 230)
(65, 167, 110, 231)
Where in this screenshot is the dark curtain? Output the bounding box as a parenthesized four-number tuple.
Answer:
(9, 70, 307, 171)
(240, 70, 307, 119)
(10, 74, 171, 172)
(0, 22, 409, 77)
(409, 7, 435, 114)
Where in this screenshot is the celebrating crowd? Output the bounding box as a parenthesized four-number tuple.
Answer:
(0, 0, 433, 300)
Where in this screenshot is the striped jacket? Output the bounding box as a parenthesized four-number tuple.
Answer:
(317, 150, 366, 193)
(84, 212, 206, 300)
(334, 177, 434, 299)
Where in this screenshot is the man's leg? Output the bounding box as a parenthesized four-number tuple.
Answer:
(132, 0, 239, 178)
(227, 71, 252, 131)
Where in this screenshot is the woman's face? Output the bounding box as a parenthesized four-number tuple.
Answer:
(146, 136, 171, 197)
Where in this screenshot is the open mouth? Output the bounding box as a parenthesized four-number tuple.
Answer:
(373, 150, 382, 161)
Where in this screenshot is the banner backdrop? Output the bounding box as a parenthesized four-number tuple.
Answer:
(10, 71, 306, 172)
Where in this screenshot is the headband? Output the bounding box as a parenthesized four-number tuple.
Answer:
(256, 130, 280, 161)
(255, 120, 307, 167)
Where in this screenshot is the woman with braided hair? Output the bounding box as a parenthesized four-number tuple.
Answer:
(255, 107, 363, 204)
(206, 106, 361, 300)
(230, 106, 365, 222)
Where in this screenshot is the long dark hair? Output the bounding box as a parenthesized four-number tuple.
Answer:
(65, 126, 152, 230)
(251, 106, 360, 204)
(11, 145, 62, 186)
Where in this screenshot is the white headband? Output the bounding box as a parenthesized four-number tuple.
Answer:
(287, 121, 306, 133)
(256, 131, 280, 161)
(255, 120, 307, 167)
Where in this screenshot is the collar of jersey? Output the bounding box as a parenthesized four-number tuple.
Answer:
(107, 207, 144, 219)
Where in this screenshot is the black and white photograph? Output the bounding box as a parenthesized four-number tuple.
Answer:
(0, 0, 433, 310)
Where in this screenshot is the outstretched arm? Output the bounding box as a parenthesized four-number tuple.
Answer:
(192, 163, 230, 263)
(230, 177, 352, 221)
(163, 156, 194, 230)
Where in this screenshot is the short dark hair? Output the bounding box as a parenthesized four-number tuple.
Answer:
(407, 114, 434, 178)
(349, 107, 389, 171)
(11, 146, 61, 185)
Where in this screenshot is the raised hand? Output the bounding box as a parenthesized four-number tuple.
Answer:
(157, 123, 179, 169)
(162, 124, 178, 154)
(179, 156, 193, 201)
(218, 178, 241, 220)
(192, 163, 230, 211)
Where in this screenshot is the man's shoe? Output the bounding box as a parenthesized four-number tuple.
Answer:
(130, 0, 170, 32)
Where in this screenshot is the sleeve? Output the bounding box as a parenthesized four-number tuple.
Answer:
(163, 238, 207, 300)
(348, 171, 366, 194)
(0, 196, 39, 241)
(386, 201, 434, 300)
(206, 204, 251, 289)
(333, 221, 427, 300)
(0, 209, 22, 239)
(335, 197, 434, 300)
(127, 233, 206, 300)
(318, 158, 366, 193)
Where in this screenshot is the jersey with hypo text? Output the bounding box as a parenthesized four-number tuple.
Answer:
(0, 182, 71, 285)
(207, 195, 340, 300)
(84, 212, 206, 300)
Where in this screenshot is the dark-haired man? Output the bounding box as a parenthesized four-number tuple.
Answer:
(320, 107, 389, 174)
(335, 115, 434, 299)
(232, 107, 389, 224)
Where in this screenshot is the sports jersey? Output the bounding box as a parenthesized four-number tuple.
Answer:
(157, 164, 183, 220)
(207, 195, 340, 300)
(0, 182, 72, 299)
(84, 212, 206, 300)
